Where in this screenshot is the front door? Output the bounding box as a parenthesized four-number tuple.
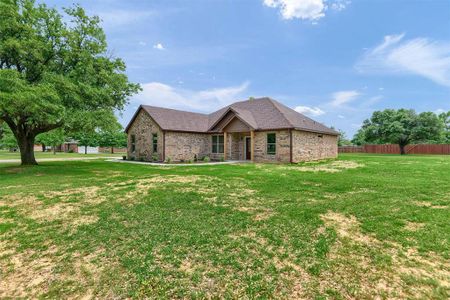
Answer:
(245, 137, 251, 160)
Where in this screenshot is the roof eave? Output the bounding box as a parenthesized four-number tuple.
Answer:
(294, 127, 340, 136)
(207, 107, 233, 131)
(124, 105, 144, 133)
(124, 105, 165, 133)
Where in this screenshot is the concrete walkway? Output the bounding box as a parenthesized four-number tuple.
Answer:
(106, 159, 249, 166)
(0, 157, 118, 164)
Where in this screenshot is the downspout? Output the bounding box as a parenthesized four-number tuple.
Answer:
(289, 129, 293, 163)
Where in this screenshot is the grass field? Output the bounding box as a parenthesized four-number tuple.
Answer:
(0, 154, 449, 299)
(0, 150, 123, 160)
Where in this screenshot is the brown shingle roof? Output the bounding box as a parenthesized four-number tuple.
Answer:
(141, 106, 210, 132)
(126, 97, 338, 135)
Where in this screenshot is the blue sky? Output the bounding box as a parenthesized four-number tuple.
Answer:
(44, 0, 450, 137)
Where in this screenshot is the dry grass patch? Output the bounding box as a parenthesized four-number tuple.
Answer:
(321, 211, 378, 245)
(0, 240, 16, 258)
(31, 186, 104, 222)
(0, 194, 39, 208)
(0, 244, 108, 299)
(121, 175, 219, 201)
(70, 215, 99, 228)
(404, 221, 425, 231)
(1, 249, 56, 298)
(318, 211, 449, 299)
(413, 201, 448, 209)
(0, 187, 105, 233)
(228, 229, 312, 298)
(295, 160, 364, 173)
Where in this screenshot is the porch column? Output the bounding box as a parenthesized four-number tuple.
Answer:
(250, 130, 255, 162)
(223, 131, 227, 160)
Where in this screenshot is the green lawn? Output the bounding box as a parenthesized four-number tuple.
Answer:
(0, 154, 448, 299)
(0, 150, 123, 160)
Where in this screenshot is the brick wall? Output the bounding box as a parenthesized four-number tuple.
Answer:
(253, 130, 291, 163)
(165, 131, 210, 162)
(292, 130, 337, 162)
(127, 109, 163, 161)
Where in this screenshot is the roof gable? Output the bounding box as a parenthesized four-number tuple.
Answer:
(223, 117, 251, 133)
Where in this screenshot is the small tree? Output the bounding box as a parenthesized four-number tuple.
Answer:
(359, 109, 443, 154)
(74, 132, 99, 154)
(98, 130, 127, 153)
(36, 129, 66, 154)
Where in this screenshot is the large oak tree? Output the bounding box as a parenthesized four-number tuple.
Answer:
(0, 0, 140, 165)
(355, 109, 443, 154)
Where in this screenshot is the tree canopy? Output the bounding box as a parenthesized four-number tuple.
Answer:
(0, 0, 140, 164)
(438, 111, 450, 143)
(353, 109, 444, 154)
(0, 122, 17, 149)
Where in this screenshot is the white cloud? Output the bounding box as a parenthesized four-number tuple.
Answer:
(330, 90, 360, 107)
(330, 0, 350, 11)
(153, 43, 165, 50)
(263, 0, 350, 21)
(364, 95, 383, 106)
(435, 108, 446, 114)
(97, 10, 154, 28)
(338, 115, 345, 119)
(356, 33, 450, 87)
(133, 81, 250, 112)
(138, 41, 147, 46)
(294, 105, 325, 116)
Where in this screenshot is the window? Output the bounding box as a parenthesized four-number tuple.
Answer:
(267, 133, 276, 155)
(131, 135, 136, 153)
(152, 133, 158, 152)
(212, 135, 224, 153)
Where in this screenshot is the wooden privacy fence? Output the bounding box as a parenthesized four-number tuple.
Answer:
(339, 144, 450, 155)
(338, 146, 364, 153)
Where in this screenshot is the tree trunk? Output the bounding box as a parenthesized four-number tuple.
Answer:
(42, 144, 45, 152)
(85, 145, 87, 154)
(111, 147, 114, 154)
(53, 145, 56, 155)
(399, 144, 406, 155)
(18, 134, 38, 165)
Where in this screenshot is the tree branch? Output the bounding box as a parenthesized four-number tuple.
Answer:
(33, 121, 64, 135)
(0, 115, 17, 133)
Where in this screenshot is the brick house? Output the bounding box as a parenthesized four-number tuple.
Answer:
(125, 97, 338, 163)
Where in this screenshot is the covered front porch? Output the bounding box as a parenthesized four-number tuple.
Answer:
(223, 131, 255, 161)
(209, 107, 257, 162)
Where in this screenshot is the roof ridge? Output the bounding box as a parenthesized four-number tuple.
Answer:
(142, 105, 209, 116)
